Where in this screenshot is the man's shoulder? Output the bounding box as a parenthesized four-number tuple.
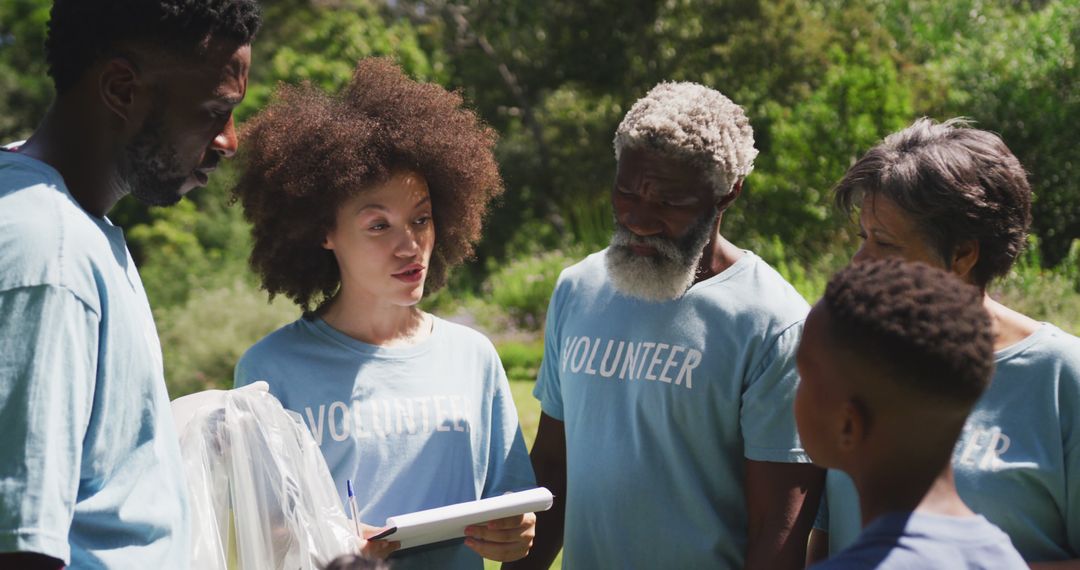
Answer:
(0, 164, 113, 298)
(554, 249, 607, 289)
(695, 252, 810, 328)
(540, 250, 610, 320)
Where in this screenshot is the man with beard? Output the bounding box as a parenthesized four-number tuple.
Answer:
(507, 83, 824, 569)
(0, 2, 259, 569)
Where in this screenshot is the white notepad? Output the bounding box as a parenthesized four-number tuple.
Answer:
(368, 487, 554, 550)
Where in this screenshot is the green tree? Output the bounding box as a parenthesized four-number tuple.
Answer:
(240, 0, 443, 121)
(739, 43, 914, 254)
(394, 0, 843, 266)
(0, 0, 51, 142)
(931, 1, 1080, 264)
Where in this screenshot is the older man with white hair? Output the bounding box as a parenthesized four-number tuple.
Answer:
(505, 83, 824, 570)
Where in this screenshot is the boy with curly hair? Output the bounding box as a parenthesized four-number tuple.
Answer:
(232, 58, 536, 570)
(795, 259, 1026, 569)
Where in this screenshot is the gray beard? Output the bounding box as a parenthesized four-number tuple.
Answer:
(604, 209, 718, 302)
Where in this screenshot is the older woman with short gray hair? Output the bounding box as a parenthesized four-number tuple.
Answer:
(812, 117, 1080, 568)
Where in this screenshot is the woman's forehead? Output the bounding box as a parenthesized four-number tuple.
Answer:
(345, 172, 430, 212)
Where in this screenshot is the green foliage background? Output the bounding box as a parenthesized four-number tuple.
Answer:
(1, 0, 1078, 397)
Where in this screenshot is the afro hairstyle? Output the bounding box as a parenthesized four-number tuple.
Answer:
(232, 57, 503, 313)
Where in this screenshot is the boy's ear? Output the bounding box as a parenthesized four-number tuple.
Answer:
(839, 397, 870, 451)
(322, 234, 334, 250)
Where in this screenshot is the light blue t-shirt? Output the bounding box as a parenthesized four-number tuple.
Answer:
(533, 249, 811, 569)
(0, 151, 190, 568)
(234, 316, 535, 570)
(814, 512, 1027, 569)
(819, 323, 1080, 562)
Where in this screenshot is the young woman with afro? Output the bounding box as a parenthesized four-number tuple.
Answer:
(231, 58, 536, 569)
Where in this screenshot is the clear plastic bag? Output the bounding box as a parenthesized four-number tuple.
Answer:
(173, 382, 361, 569)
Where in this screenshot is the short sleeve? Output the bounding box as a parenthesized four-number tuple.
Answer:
(0, 285, 98, 563)
(741, 321, 811, 463)
(1060, 351, 1080, 555)
(533, 276, 567, 420)
(482, 347, 537, 498)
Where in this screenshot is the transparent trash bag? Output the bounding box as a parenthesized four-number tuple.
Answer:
(172, 382, 361, 569)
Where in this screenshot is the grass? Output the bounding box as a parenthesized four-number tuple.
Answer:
(500, 340, 546, 384)
(509, 379, 543, 451)
(482, 378, 560, 569)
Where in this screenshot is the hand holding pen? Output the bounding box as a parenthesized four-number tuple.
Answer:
(346, 479, 400, 560)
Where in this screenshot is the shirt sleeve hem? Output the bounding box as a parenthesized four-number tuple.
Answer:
(536, 401, 565, 422)
(744, 447, 812, 464)
(0, 529, 71, 564)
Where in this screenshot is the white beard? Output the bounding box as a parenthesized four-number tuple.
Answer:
(604, 211, 717, 302)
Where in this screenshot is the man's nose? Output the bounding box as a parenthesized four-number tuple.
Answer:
(210, 116, 239, 158)
(619, 202, 663, 237)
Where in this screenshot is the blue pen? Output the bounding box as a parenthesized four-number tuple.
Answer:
(347, 479, 362, 540)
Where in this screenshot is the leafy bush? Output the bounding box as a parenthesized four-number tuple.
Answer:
(735, 42, 914, 257)
(157, 280, 299, 398)
(483, 249, 584, 330)
(931, 1, 1080, 265)
(748, 235, 851, 303)
(497, 340, 545, 382)
(991, 238, 1080, 335)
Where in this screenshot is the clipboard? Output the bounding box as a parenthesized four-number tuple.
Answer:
(368, 487, 554, 550)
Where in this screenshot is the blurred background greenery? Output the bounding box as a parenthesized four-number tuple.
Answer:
(2, 0, 1078, 402)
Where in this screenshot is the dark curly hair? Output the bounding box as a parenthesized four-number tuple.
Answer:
(835, 118, 1032, 289)
(324, 554, 389, 570)
(823, 258, 994, 403)
(46, 0, 262, 93)
(232, 58, 504, 313)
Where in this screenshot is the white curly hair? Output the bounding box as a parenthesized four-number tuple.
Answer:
(614, 81, 758, 197)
